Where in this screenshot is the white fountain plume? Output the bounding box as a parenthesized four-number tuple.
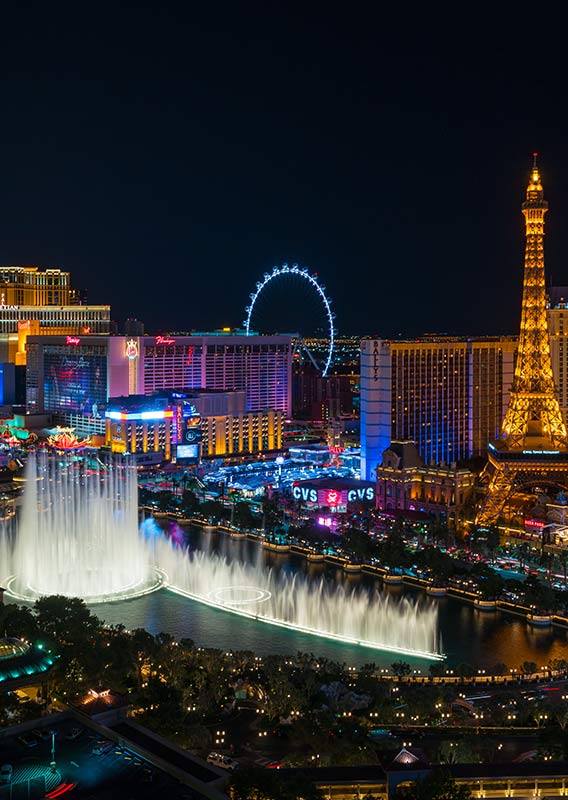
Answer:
(7, 452, 160, 603)
(156, 535, 443, 661)
(4, 456, 443, 659)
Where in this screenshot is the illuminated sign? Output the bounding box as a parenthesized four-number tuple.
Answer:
(522, 449, 560, 455)
(325, 489, 340, 507)
(126, 339, 139, 360)
(105, 409, 174, 421)
(18, 320, 31, 331)
(525, 519, 546, 530)
(347, 486, 375, 502)
(293, 483, 375, 507)
(184, 426, 202, 443)
(176, 444, 199, 460)
(66, 336, 81, 346)
(293, 485, 317, 503)
(155, 335, 175, 345)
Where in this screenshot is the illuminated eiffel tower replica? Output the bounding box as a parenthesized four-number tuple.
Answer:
(476, 155, 568, 526)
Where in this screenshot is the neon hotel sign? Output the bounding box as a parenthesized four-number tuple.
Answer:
(155, 335, 175, 345)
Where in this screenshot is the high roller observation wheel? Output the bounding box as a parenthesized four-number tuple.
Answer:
(243, 263, 336, 377)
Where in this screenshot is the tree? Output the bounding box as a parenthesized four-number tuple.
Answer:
(233, 501, 255, 530)
(341, 527, 373, 560)
(430, 521, 450, 547)
(391, 661, 411, 677)
(179, 489, 200, 516)
(34, 595, 101, 647)
(479, 571, 504, 601)
(154, 489, 178, 513)
(130, 628, 159, 688)
(138, 487, 152, 506)
(377, 534, 411, 570)
(437, 740, 476, 765)
(418, 546, 455, 585)
(396, 768, 472, 800)
(0, 603, 37, 639)
(201, 499, 226, 523)
(262, 495, 281, 534)
(231, 766, 323, 800)
(485, 525, 501, 564)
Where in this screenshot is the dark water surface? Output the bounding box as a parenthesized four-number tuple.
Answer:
(93, 524, 568, 669)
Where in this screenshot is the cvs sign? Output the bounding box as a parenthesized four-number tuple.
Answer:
(292, 485, 317, 503)
(347, 486, 375, 503)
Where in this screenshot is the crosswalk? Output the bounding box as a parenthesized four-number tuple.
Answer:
(0, 765, 61, 799)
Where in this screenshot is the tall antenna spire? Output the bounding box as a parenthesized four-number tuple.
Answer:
(526, 152, 544, 201)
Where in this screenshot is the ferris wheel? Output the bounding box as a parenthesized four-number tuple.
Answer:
(243, 264, 336, 377)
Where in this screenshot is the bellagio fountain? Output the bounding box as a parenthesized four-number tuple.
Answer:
(0, 453, 443, 661)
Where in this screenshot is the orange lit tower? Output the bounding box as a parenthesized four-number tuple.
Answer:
(476, 155, 568, 525)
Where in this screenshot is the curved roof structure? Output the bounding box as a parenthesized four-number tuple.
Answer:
(0, 638, 56, 688)
(0, 638, 31, 659)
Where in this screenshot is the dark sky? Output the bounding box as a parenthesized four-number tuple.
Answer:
(2, 4, 567, 337)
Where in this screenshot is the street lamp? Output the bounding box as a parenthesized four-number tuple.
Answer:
(50, 730, 56, 773)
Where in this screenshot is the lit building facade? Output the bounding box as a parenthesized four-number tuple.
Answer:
(375, 441, 475, 525)
(360, 337, 516, 481)
(105, 389, 283, 463)
(547, 286, 568, 427)
(1, 266, 77, 306)
(26, 333, 291, 436)
(0, 265, 110, 366)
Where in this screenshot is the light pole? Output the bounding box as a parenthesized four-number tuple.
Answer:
(50, 730, 57, 773)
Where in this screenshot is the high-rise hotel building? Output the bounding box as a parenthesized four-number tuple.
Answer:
(360, 336, 517, 481)
(0, 266, 110, 365)
(548, 286, 568, 428)
(26, 332, 292, 436)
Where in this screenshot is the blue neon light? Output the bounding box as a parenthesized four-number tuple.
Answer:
(105, 410, 169, 421)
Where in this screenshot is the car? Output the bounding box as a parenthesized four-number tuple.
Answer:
(0, 765, 13, 785)
(18, 733, 38, 748)
(66, 726, 83, 741)
(206, 752, 239, 771)
(92, 740, 113, 755)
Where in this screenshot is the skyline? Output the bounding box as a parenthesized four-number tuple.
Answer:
(3, 5, 568, 336)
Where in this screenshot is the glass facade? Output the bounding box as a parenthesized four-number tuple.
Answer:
(43, 346, 107, 417)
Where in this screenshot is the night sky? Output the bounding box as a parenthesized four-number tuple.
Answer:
(2, 4, 567, 337)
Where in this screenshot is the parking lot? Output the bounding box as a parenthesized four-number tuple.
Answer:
(0, 719, 211, 799)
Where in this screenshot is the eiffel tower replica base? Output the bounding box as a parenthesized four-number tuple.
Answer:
(477, 438, 568, 526)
